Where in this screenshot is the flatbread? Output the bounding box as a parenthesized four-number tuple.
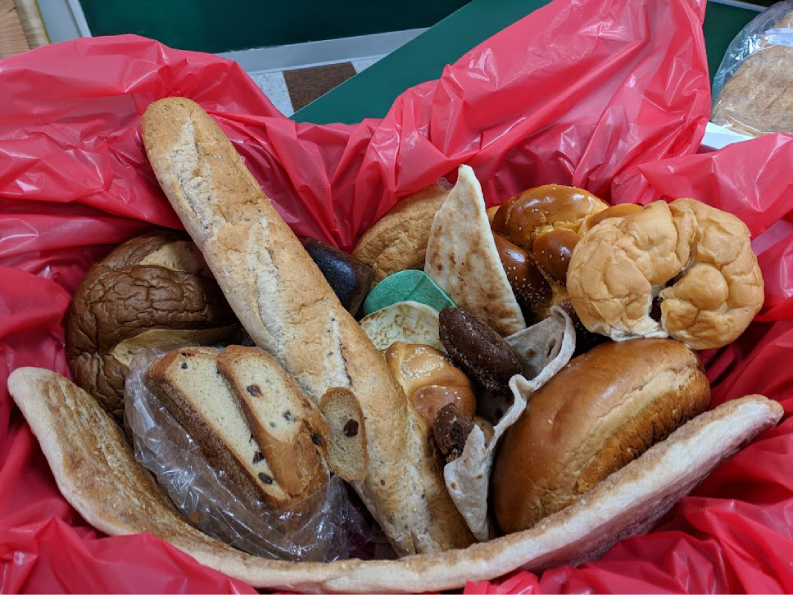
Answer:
(7, 367, 782, 594)
(444, 307, 577, 540)
(711, 12, 793, 136)
(424, 165, 526, 336)
(359, 301, 443, 351)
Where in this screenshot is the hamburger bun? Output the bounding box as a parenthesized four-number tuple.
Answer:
(567, 199, 764, 350)
(352, 179, 452, 282)
(492, 338, 711, 534)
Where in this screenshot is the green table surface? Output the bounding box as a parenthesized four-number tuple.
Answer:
(293, 0, 760, 125)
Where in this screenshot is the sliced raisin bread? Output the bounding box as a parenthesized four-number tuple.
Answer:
(216, 345, 329, 498)
(145, 346, 327, 508)
(319, 387, 368, 483)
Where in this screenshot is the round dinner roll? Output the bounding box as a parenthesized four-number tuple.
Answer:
(567, 198, 764, 350)
(352, 179, 452, 282)
(492, 338, 711, 534)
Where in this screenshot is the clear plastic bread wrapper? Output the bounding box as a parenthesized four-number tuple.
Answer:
(444, 307, 576, 541)
(711, 0, 793, 136)
(124, 349, 370, 562)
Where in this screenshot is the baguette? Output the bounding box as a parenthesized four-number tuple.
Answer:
(141, 97, 474, 554)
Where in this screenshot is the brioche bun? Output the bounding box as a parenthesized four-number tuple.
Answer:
(492, 338, 711, 534)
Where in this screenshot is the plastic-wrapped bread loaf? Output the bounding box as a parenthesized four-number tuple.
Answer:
(711, 3, 793, 136)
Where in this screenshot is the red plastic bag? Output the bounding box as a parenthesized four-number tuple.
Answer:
(1, 0, 791, 592)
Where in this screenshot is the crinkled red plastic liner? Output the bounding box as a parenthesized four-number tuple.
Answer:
(1, 0, 791, 592)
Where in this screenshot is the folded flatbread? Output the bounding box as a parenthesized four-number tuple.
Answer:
(444, 307, 576, 540)
(8, 366, 782, 593)
(425, 165, 526, 336)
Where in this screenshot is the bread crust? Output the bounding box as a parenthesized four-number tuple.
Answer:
(492, 338, 711, 533)
(140, 97, 472, 554)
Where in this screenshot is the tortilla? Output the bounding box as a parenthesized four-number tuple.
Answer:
(7, 367, 782, 594)
(444, 307, 577, 540)
(424, 165, 526, 336)
(359, 301, 443, 351)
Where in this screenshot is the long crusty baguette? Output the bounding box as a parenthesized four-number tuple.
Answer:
(140, 97, 474, 555)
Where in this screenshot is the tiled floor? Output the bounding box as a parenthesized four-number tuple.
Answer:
(249, 57, 382, 117)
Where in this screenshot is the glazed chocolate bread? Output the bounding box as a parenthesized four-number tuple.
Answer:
(65, 230, 239, 421)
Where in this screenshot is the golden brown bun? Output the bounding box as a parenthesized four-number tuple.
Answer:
(385, 342, 476, 427)
(491, 184, 608, 247)
(567, 199, 764, 350)
(352, 180, 452, 282)
(492, 338, 711, 534)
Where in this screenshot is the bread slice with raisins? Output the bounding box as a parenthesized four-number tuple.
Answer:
(216, 345, 329, 498)
(319, 387, 368, 484)
(145, 346, 328, 509)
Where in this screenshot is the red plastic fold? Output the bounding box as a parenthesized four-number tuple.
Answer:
(1, 0, 791, 592)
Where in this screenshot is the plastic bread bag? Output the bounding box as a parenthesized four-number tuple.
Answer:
(711, 0, 793, 136)
(123, 349, 371, 563)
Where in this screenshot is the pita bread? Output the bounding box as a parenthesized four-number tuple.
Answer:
(7, 367, 782, 593)
(425, 165, 526, 336)
(444, 307, 576, 540)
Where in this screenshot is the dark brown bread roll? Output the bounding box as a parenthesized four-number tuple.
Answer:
(65, 230, 239, 421)
(301, 237, 374, 317)
(438, 307, 522, 395)
(492, 338, 711, 534)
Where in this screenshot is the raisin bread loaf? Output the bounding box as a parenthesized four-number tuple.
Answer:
(216, 345, 329, 498)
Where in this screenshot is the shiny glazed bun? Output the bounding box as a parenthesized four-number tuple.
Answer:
(492, 338, 711, 534)
(490, 184, 609, 322)
(567, 199, 764, 350)
(491, 184, 609, 248)
(384, 341, 477, 427)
